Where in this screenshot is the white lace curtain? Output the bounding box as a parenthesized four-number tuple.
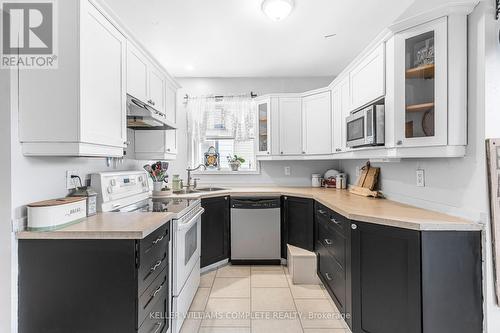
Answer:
(187, 95, 256, 143)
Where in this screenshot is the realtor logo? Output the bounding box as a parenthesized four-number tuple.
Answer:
(1, 0, 58, 68)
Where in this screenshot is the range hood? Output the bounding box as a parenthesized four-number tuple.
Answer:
(126, 94, 176, 130)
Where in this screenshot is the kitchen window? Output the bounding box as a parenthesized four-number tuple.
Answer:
(187, 95, 258, 173)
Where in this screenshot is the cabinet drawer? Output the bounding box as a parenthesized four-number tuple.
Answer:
(140, 223, 169, 261)
(139, 224, 169, 295)
(316, 203, 348, 236)
(317, 241, 346, 309)
(138, 267, 168, 327)
(138, 289, 168, 333)
(317, 220, 346, 269)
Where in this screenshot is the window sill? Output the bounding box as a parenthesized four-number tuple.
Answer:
(193, 169, 261, 175)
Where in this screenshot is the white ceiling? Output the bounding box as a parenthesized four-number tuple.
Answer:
(101, 0, 417, 77)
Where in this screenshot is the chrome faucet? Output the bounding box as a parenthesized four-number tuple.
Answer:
(186, 164, 206, 190)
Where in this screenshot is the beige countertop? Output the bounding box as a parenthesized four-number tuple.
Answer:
(165, 187, 482, 231)
(16, 211, 175, 240)
(17, 186, 481, 240)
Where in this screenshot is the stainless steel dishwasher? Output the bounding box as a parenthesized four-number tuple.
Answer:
(230, 197, 281, 262)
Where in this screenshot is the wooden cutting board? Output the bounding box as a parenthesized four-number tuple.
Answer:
(364, 167, 380, 190)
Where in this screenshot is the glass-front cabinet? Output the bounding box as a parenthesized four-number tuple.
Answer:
(394, 17, 448, 147)
(256, 98, 271, 155)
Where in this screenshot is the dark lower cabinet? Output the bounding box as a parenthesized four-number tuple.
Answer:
(201, 196, 230, 268)
(18, 222, 170, 333)
(315, 202, 352, 328)
(351, 221, 482, 333)
(282, 196, 314, 254)
(351, 222, 421, 333)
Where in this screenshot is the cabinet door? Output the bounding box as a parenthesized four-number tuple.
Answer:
(283, 196, 314, 252)
(351, 222, 421, 333)
(349, 43, 385, 111)
(148, 67, 165, 115)
(394, 17, 447, 147)
(256, 99, 271, 155)
(126, 42, 148, 102)
(339, 77, 350, 150)
(134, 130, 176, 160)
(279, 97, 303, 155)
(302, 91, 332, 154)
(332, 86, 342, 153)
(165, 83, 177, 124)
(165, 130, 177, 154)
(201, 196, 230, 268)
(80, 1, 126, 148)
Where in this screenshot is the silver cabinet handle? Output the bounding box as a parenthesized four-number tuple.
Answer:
(302, 151, 306, 154)
(330, 218, 341, 225)
(335, 148, 342, 152)
(152, 283, 163, 298)
(351, 223, 358, 230)
(281, 152, 283, 154)
(150, 259, 162, 272)
(325, 273, 333, 281)
(324, 239, 333, 245)
(153, 322, 162, 333)
(166, 148, 171, 152)
(318, 209, 327, 215)
(284, 196, 288, 200)
(397, 140, 403, 145)
(224, 197, 228, 200)
(152, 235, 164, 245)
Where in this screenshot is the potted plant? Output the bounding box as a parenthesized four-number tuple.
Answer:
(227, 155, 245, 171)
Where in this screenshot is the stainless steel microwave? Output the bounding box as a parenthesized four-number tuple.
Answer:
(346, 105, 385, 148)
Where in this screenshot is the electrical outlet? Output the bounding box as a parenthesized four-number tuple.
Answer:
(416, 169, 425, 187)
(66, 170, 79, 190)
(284, 166, 291, 176)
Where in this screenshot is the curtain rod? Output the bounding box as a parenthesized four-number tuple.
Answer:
(184, 91, 257, 102)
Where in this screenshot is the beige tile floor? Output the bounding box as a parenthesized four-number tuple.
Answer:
(180, 264, 352, 333)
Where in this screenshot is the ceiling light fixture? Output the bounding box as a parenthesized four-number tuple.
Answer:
(262, 0, 294, 21)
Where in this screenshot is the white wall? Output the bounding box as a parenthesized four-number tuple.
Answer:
(1, 68, 13, 332)
(339, 3, 500, 331)
(168, 77, 338, 185)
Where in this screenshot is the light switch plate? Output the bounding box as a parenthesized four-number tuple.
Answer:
(416, 169, 425, 187)
(284, 166, 291, 176)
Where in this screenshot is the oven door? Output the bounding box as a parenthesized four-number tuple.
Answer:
(346, 110, 368, 148)
(172, 207, 204, 296)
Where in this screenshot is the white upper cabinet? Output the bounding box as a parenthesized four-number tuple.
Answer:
(332, 76, 351, 153)
(256, 98, 272, 156)
(126, 42, 148, 102)
(279, 97, 303, 155)
(148, 66, 165, 114)
(302, 91, 332, 155)
(19, 0, 127, 157)
(126, 41, 170, 118)
(134, 130, 177, 160)
(392, 17, 448, 147)
(349, 43, 385, 111)
(80, 2, 126, 149)
(165, 82, 177, 124)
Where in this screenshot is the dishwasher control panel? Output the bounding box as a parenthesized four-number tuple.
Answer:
(231, 197, 281, 209)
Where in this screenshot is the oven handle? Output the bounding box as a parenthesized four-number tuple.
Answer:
(177, 208, 205, 231)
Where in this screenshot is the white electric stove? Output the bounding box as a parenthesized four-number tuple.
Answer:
(91, 171, 203, 333)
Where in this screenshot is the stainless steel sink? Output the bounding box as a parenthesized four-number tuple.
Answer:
(196, 187, 227, 192)
(172, 188, 200, 194)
